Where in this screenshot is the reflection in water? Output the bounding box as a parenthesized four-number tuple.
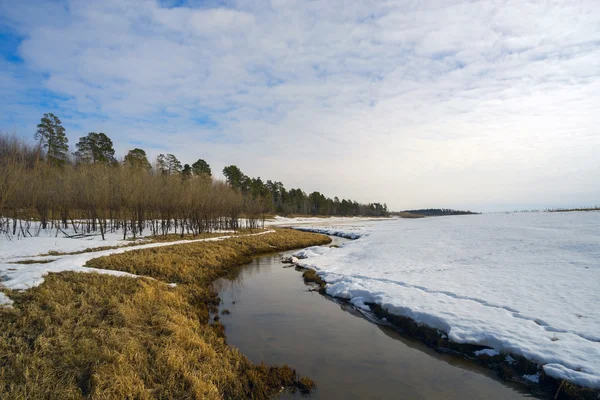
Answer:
(214, 242, 542, 400)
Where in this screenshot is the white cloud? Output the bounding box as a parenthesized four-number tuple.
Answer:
(1, 0, 599, 211)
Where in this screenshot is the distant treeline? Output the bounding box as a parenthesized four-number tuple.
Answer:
(393, 208, 479, 217)
(0, 113, 388, 239)
(221, 165, 388, 217)
(547, 207, 600, 213)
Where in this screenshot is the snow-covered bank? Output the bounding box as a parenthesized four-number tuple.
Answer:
(265, 215, 390, 227)
(293, 226, 366, 240)
(0, 230, 275, 304)
(290, 212, 600, 389)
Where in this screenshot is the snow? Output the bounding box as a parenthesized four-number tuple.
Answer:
(523, 372, 541, 383)
(293, 245, 334, 259)
(0, 229, 275, 293)
(265, 215, 389, 228)
(475, 349, 500, 357)
(0, 229, 146, 260)
(290, 212, 600, 389)
(0, 292, 13, 306)
(294, 226, 366, 240)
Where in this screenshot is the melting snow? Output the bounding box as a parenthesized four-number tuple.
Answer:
(291, 212, 600, 389)
(475, 349, 500, 357)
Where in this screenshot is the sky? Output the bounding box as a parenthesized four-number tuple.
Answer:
(0, 0, 599, 212)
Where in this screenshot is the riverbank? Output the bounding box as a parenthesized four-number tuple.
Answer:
(300, 264, 594, 399)
(0, 228, 331, 399)
(289, 215, 600, 400)
(215, 245, 539, 399)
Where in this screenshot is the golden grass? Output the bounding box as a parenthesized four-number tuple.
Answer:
(0, 228, 331, 399)
(397, 212, 426, 219)
(39, 231, 249, 257)
(85, 229, 331, 285)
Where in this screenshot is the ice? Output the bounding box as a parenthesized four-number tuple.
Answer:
(523, 372, 541, 383)
(290, 212, 600, 389)
(293, 226, 367, 240)
(293, 246, 333, 259)
(475, 349, 500, 357)
(265, 216, 388, 227)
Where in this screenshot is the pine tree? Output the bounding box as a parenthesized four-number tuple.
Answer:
(124, 148, 152, 170)
(166, 154, 182, 175)
(181, 164, 192, 179)
(156, 153, 182, 175)
(223, 165, 245, 189)
(74, 132, 116, 165)
(34, 113, 69, 166)
(191, 158, 211, 177)
(156, 154, 168, 175)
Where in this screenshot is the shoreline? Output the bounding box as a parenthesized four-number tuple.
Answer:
(291, 229, 599, 400)
(0, 228, 331, 399)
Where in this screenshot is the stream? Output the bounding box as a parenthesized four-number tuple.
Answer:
(213, 237, 541, 399)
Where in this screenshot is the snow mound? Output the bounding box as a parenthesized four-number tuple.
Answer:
(294, 226, 366, 240)
(293, 246, 334, 260)
(291, 212, 600, 389)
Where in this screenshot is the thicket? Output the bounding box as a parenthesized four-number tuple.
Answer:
(0, 113, 388, 240)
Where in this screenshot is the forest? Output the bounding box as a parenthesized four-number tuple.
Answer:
(0, 113, 388, 239)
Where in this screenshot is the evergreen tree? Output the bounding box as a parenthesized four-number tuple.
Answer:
(74, 132, 116, 165)
(191, 158, 211, 177)
(156, 153, 182, 175)
(166, 154, 182, 175)
(156, 154, 168, 175)
(34, 113, 69, 166)
(181, 163, 192, 179)
(223, 165, 245, 189)
(124, 148, 152, 170)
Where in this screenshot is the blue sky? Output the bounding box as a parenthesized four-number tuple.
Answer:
(1, 0, 599, 211)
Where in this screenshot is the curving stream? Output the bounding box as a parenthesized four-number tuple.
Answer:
(213, 237, 542, 399)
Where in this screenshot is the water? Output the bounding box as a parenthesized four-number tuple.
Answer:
(214, 238, 542, 400)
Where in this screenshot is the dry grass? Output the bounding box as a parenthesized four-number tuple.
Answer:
(0, 228, 331, 399)
(396, 212, 426, 219)
(85, 228, 331, 285)
(38, 231, 248, 257)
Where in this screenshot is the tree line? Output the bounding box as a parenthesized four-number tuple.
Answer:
(222, 165, 388, 217)
(394, 209, 479, 217)
(0, 113, 388, 240)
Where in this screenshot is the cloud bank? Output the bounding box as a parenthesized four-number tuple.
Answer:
(1, 0, 599, 211)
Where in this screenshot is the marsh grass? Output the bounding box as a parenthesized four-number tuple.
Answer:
(37, 231, 249, 257)
(9, 259, 55, 265)
(85, 229, 330, 285)
(0, 228, 331, 399)
(301, 268, 327, 294)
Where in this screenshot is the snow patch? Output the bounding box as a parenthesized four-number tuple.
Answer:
(0, 230, 275, 290)
(523, 372, 541, 383)
(0, 292, 13, 307)
(475, 349, 500, 357)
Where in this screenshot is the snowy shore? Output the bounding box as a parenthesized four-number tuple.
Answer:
(0, 229, 274, 300)
(289, 212, 600, 389)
